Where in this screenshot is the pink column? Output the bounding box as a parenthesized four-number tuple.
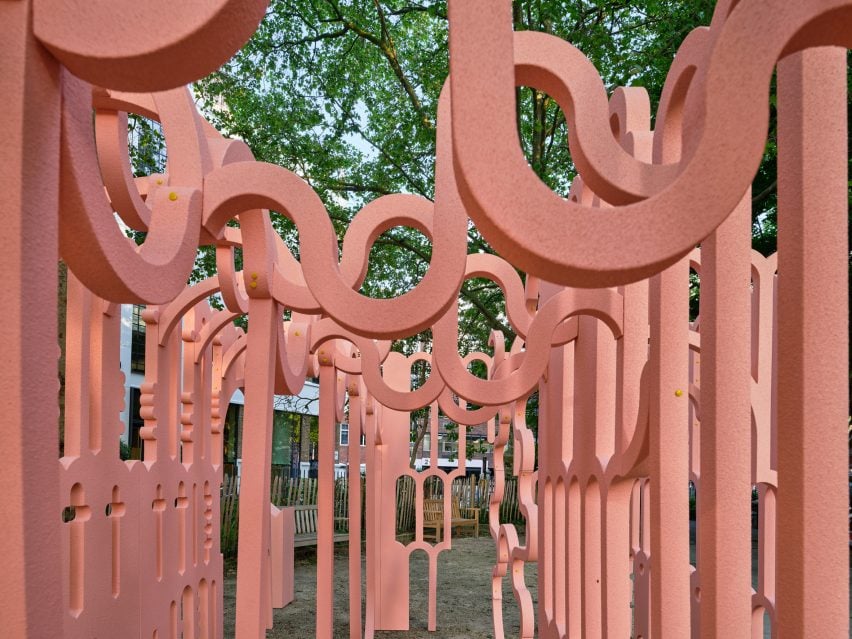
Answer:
(648, 259, 691, 637)
(370, 352, 411, 631)
(348, 379, 364, 639)
(536, 325, 573, 637)
(604, 278, 647, 639)
(234, 298, 277, 638)
(698, 193, 753, 637)
(776, 47, 849, 638)
(0, 2, 62, 636)
(316, 357, 337, 637)
(364, 396, 378, 639)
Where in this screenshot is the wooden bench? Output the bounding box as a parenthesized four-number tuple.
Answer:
(423, 497, 480, 542)
(292, 505, 349, 548)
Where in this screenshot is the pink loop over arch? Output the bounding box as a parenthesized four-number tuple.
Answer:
(60, 76, 209, 303)
(203, 161, 465, 339)
(433, 254, 624, 406)
(447, 0, 852, 287)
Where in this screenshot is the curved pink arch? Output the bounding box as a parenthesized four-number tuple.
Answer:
(34, 0, 268, 92)
(447, 0, 852, 286)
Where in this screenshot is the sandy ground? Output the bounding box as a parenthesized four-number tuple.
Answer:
(224, 534, 537, 638)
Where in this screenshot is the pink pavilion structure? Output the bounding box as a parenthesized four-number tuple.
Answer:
(0, 0, 849, 637)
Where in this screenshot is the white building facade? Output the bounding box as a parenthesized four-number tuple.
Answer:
(117, 304, 319, 479)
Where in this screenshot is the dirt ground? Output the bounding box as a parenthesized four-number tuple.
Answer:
(224, 534, 537, 638)
(223, 531, 847, 638)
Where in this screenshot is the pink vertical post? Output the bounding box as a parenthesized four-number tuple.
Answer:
(428, 555, 439, 632)
(631, 480, 651, 639)
(604, 281, 646, 639)
(63, 273, 93, 460)
(572, 317, 606, 638)
(534, 281, 571, 638)
(234, 298, 277, 639)
(364, 399, 378, 639)
(316, 357, 337, 637)
(537, 342, 571, 636)
(0, 3, 62, 636)
(776, 48, 848, 638)
(698, 193, 752, 637)
(348, 381, 363, 639)
(370, 353, 411, 631)
(688, 334, 702, 638)
(648, 258, 691, 637)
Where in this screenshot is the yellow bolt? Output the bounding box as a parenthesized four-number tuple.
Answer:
(168, 191, 178, 201)
(251, 273, 258, 280)
(156, 179, 163, 185)
(249, 281, 257, 289)
(319, 349, 325, 355)
(294, 331, 300, 337)
(675, 389, 683, 397)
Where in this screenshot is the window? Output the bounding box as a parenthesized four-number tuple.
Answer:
(128, 387, 144, 460)
(441, 439, 458, 456)
(130, 305, 146, 373)
(339, 422, 349, 446)
(127, 116, 166, 175)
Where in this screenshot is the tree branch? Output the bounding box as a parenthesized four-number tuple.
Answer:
(751, 178, 777, 209)
(317, 178, 395, 196)
(459, 282, 514, 339)
(347, 120, 433, 198)
(326, 0, 434, 130)
(273, 27, 349, 48)
(390, 5, 446, 19)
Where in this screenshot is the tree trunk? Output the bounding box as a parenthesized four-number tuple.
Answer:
(300, 414, 312, 464)
(409, 408, 428, 468)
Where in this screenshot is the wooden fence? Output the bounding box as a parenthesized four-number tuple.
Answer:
(220, 473, 525, 557)
(393, 475, 523, 532)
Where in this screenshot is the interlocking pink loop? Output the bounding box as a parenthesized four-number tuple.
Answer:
(447, 0, 852, 287)
(310, 318, 444, 412)
(203, 159, 466, 338)
(61, 76, 207, 302)
(94, 109, 152, 231)
(434, 260, 624, 405)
